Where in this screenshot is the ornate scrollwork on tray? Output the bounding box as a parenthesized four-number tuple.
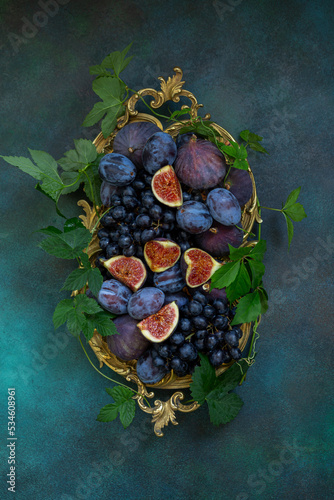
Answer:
(77, 68, 262, 434)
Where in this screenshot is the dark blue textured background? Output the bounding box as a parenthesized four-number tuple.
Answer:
(1, 0, 333, 498)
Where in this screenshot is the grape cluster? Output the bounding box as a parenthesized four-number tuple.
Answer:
(98, 171, 180, 259)
(148, 291, 242, 376)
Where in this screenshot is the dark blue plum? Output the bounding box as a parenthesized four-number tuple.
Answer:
(98, 153, 136, 186)
(98, 279, 132, 315)
(136, 349, 169, 384)
(100, 181, 118, 207)
(176, 132, 194, 148)
(206, 188, 241, 226)
(112, 122, 161, 168)
(164, 292, 189, 308)
(142, 132, 177, 174)
(127, 287, 165, 320)
(153, 263, 186, 293)
(176, 201, 212, 234)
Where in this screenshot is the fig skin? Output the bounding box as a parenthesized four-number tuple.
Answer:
(153, 263, 186, 293)
(137, 302, 179, 343)
(223, 167, 253, 207)
(104, 256, 147, 292)
(107, 315, 150, 361)
(174, 136, 227, 189)
(195, 222, 243, 257)
(164, 292, 189, 308)
(112, 122, 161, 168)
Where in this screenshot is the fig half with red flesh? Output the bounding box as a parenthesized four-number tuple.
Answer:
(103, 256, 147, 292)
(137, 302, 179, 343)
(151, 165, 183, 207)
(182, 248, 222, 288)
(144, 239, 181, 273)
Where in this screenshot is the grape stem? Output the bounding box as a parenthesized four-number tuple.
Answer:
(78, 336, 151, 408)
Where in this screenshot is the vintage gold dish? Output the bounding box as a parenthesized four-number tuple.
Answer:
(76, 69, 261, 436)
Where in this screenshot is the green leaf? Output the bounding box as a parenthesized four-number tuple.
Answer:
(239, 130, 250, 142)
(283, 203, 307, 222)
(87, 267, 103, 297)
(82, 102, 108, 127)
(83, 164, 102, 206)
(64, 217, 84, 233)
(28, 149, 58, 175)
(61, 268, 91, 292)
(249, 142, 269, 154)
(34, 183, 66, 218)
(210, 260, 241, 290)
(98, 385, 135, 428)
(101, 43, 134, 76)
(96, 404, 119, 423)
(39, 227, 91, 259)
(74, 139, 98, 165)
(1, 155, 43, 179)
(190, 354, 218, 405)
(83, 311, 117, 340)
(58, 140, 97, 172)
(247, 131, 263, 142)
(36, 225, 62, 236)
(231, 290, 262, 325)
(228, 245, 253, 261)
(101, 106, 123, 138)
(92, 77, 124, 103)
(89, 64, 111, 77)
(60, 170, 82, 194)
(283, 212, 294, 249)
(232, 158, 249, 170)
(53, 299, 74, 329)
(283, 186, 301, 209)
(207, 393, 244, 426)
(209, 359, 250, 396)
(225, 262, 252, 303)
(249, 240, 267, 261)
(221, 144, 237, 158)
(247, 259, 265, 288)
(258, 287, 268, 314)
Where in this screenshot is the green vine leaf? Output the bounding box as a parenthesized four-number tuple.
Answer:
(97, 386, 136, 428)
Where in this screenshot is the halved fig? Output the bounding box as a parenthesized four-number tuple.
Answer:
(151, 165, 183, 207)
(103, 256, 147, 292)
(181, 248, 222, 288)
(144, 239, 181, 273)
(137, 302, 179, 343)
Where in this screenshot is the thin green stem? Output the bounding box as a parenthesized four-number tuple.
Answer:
(257, 197, 262, 241)
(82, 170, 98, 217)
(260, 206, 281, 212)
(239, 318, 259, 385)
(235, 225, 256, 238)
(78, 337, 151, 408)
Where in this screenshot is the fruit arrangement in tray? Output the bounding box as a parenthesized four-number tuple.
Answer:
(1, 45, 306, 436)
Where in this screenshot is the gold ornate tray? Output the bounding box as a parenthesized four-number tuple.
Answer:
(78, 68, 261, 436)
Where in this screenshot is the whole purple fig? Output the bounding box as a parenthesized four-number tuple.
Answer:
(107, 315, 150, 361)
(174, 135, 226, 189)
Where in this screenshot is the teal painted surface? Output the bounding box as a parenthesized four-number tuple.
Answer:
(1, 0, 333, 498)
